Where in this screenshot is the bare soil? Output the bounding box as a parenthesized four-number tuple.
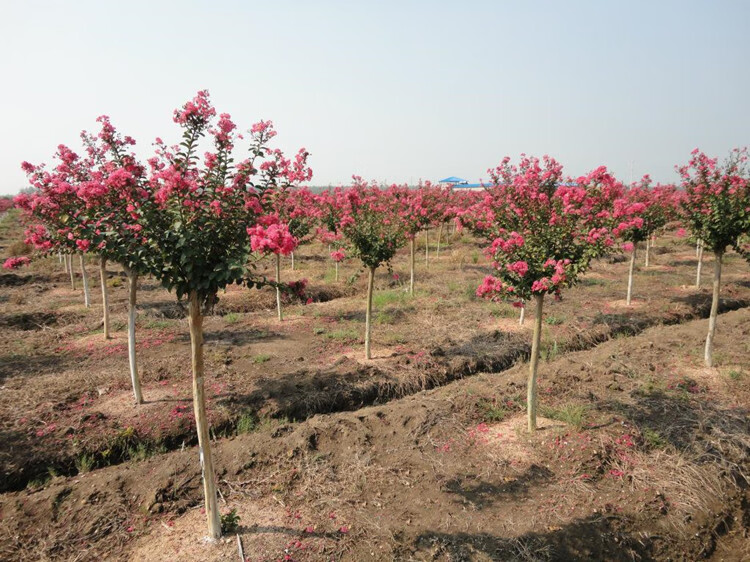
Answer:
(0, 212, 748, 561)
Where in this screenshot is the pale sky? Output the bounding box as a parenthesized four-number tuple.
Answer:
(1, 0, 748, 195)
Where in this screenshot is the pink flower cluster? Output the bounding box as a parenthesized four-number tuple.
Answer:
(2, 256, 31, 270)
(247, 223, 298, 255)
(330, 249, 345, 262)
(173, 90, 216, 125)
(476, 275, 508, 299)
(506, 260, 528, 277)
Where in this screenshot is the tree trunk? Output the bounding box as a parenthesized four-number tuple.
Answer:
(626, 245, 637, 306)
(436, 223, 443, 258)
(100, 257, 110, 339)
(335, 260, 339, 283)
(704, 253, 722, 368)
(125, 268, 143, 404)
(696, 240, 700, 257)
(696, 241, 704, 288)
(424, 230, 429, 264)
(80, 254, 90, 308)
(644, 238, 650, 268)
(188, 291, 222, 540)
(291, 251, 295, 271)
(67, 255, 76, 290)
(527, 294, 544, 432)
(409, 237, 415, 296)
(519, 301, 525, 325)
(275, 254, 283, 321)
(365, 266, 376, 360)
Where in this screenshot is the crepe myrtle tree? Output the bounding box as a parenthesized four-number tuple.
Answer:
(18, 146, 95, 301)
(337, 178, 407, 359)
(477, 156, 619, 432)
(678, 148, 750, 368)
(247, 220, 298, 321)
(627, 177, 680, 268)
(389, 183, 433, 296)
(76, 116, 159, 403)
(267, 186, 317, 270)
(315, 191, 347, 280)
(144, 91, 311, 540)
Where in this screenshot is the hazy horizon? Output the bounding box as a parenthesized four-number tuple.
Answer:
(1, 0, 748, 196)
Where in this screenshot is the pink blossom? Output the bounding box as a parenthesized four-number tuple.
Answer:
(506, 260, 528, 277)
(3, 256, 31, 270)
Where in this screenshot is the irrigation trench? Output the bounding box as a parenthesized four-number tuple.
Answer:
(4, 290, 748, 492)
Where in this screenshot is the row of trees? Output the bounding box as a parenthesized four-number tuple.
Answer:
(12, 90, 749, 538)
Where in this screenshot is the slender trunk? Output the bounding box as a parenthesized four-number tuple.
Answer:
(519, 301, 525, 326)
(125, 268, 143, 404)
(188, 291, 222, 540)
(696, 242, 704, 288)
(704, 253, 722, 368)
(334, 260, 339, 283)
(80, 254, 90, 308)
(275, 253, 283, 321)
(291, 251, 295, 271)
(424, 230, 429, 264)
(58, 252, 63, 265)
(67, 255, 76, 290)
(527, 294, 544, 432)
(364, 266, 376, 360)
(100, 257, 110, 339)
(626, 246, 637, 306)
(409, 237, 415, 296)
(436, 223, 443, 258)
(696, 240, 700, 258)
(644, 238, 650, 268)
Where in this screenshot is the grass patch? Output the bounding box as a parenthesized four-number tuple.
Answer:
(325, 328, 359, 342)
(223, 312, 241, 324)
(728, 369, 743, 381)
(541, 403, 588, 429)
(642, 428, 667, 449)
(541, 340, 560, 361)
(236, 412, 258, 434)
(141, 318, 172, 330)
(478, 399, 509, 422)
(127, 441, 167, 462)
(253, 353, 272, 364)
(373, 290, 408, 307)
(544, 315, 564, 326)
(490, 303, 517, 319)
(75, 452, 96, 473)
(580, 277, 606, 286)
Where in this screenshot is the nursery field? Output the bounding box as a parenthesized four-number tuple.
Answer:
(1, 210, 749, 561)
